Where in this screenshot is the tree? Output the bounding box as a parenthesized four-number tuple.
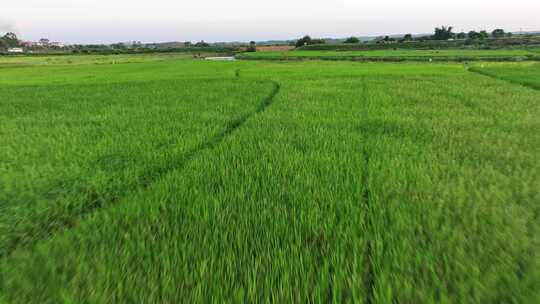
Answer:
(0, 37, 8, 50)
(295, 35, 311, 47)
(344, 36, 360, 44)
(491, 29, 505, 38)
(375, 35, 396, 44)
(39, 38, 50, 46)
(456, 32, 467, 39)
(403, 34, 413, 41)
(433, 26, 454, 40)
(479, 30, 489, 39)
(310, 38, 326, 45)
(246, 41, 256, 52)
(2, 32, 20, 47)
(194, 40, 210, 47)
(468, 31, 481, 40)
(505, 32, 513, 38)
(295, 35, 325, 47)
(110, 43, 127, 49)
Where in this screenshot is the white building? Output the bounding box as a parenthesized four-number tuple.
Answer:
(50, 42, 65, 48)
(7, 48, 24, 53)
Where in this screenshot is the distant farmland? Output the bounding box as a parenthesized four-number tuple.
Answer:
(256, 45, 296, 52)
(0, 54, 539, 303)
(238, 49, 540, 61)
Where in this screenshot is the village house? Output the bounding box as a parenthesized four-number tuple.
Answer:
(7, 47, 24, 53)
(20, 41, 35, 48)
(50, 42, 65, 48)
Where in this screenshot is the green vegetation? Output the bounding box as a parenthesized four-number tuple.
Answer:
(0, 32, 20, 50)
(0, 53, 198, 67)
(344, 37, 360, 44)
(67, 46, 239, 56)
(295, 35, 326, 48)
(433, 25, 455, 40)
(470, 62, 540, 90)
(1, 55, 539, 302)
(0, 65, 273, 257)
(0, 33, 239, 55)
(238, 49, 540, 61)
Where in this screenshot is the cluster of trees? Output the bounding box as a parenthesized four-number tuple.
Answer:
(432, 26, 512, 41)
(433, 26, 455, 40)
(295, 26, 517, 48)
(335, 27, 518, 46)
(342, 35, 414, 44)
(376, 36, 398, 43)
(194, 41, 210, 47)
(0, 32, 20, 50)
(246, 41, 257, 52)
(344, 37, 360, 44)
(295, 35, 326, 47)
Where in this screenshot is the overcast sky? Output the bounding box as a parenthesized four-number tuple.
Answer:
(1, 0, 539, 43)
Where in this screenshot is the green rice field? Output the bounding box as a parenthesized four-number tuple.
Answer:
(239, 49, 540, 61)
(0, 54, 539, 303)
(470, 62, 540, 90)
(0, 53, 202, 67)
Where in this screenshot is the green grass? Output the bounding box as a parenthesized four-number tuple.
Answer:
(469, 62, 540, 90)
(239, 49, 540, 61)
(1, 56, 539, 303)
(0, 53, 201, 67)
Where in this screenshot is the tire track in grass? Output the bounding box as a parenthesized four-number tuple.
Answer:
(2, 71, 281, 258)
(139, 77, 280, 190)
(359, 78, 376, 304)
(361, 149, 375, 304)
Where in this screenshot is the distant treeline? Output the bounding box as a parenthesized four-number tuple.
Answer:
(293, 27, 540, 50)
(70, 46, 239, 55)
(297, 37, 540, 51)
(1, 31, 242, 55)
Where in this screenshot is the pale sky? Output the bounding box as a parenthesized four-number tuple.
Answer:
(2, 0, 539, 44)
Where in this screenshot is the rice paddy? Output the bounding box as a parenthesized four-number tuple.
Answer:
(0, 55, 539, 303)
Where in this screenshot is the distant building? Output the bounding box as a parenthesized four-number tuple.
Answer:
(121, 41, 142, 48)
(30, 39, 65, 48)
(20, 41, 36, 47)
(7, 48, 24, 53)
(50, 42, 64, 48)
